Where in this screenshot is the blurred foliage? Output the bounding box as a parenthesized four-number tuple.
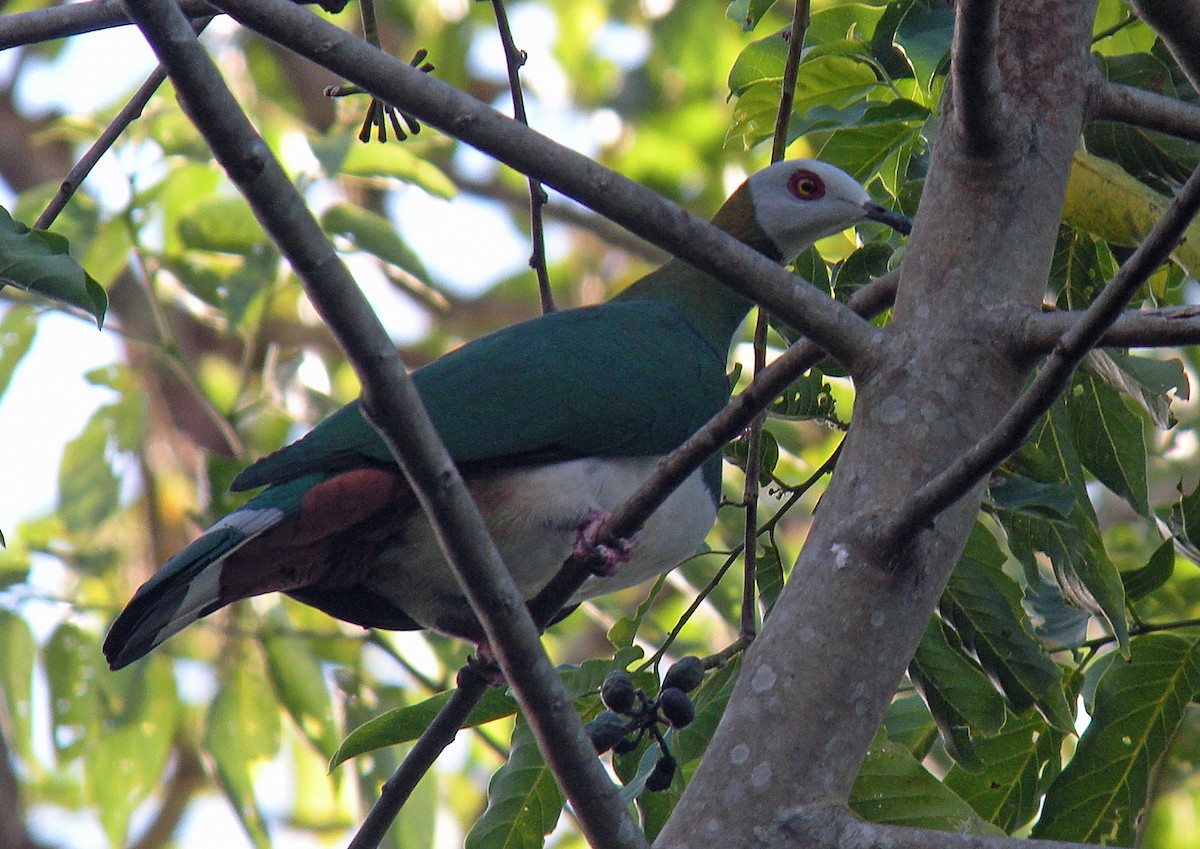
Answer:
(0, 0, 1199, 847)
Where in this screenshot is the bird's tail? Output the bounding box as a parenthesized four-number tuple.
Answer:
(102, 474, 320, 670)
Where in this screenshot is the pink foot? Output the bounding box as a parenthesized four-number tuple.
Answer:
(573, 509, 637, 576)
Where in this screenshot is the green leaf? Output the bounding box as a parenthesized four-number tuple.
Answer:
(45, 622, 99, 762)
(311, 133, 456, 198)
(465, 716, 564, 849)
(942, 524, 1075, 731)
(607, 575, 667, 649)
(725, 0, 778, 31)
(0, 610, 35, 764)
(988, 474, 1075, 519)
(0, 305, 36, 403)
(1065, 371, 1148, 516)
(262, 608, 340, 760)
(727, 31, 790, 96)
(814, 101, 927, 181)
(87, 657, 179, 846)
(1064, 150, 1200, 276)
(57, 413, 120, 533)
(909, 618, 1006, 769)
(1049, 228, 1118, 310)
(754, 543, 784, 615)
(331, 687, 518, 769)
(1002, 504, 1129, 657)
(884, 693, 938, 758)
(1122, 538, 1175, 601)
(1091, 350, 1188, 430)
(321, 202, 428, 278)
(0, 207, 106, 327)
(945, 709, 1065, 833)
(850, 732, 1004, 835)
(205, 663, 282, 849)
(1034, 633, 1200, 844)
(177, 196, 270, 255)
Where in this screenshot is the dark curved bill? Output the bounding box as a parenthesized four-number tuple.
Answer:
(863, 201, 912, 236)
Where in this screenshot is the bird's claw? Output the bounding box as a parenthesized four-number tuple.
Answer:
(573, 509, 637, 576)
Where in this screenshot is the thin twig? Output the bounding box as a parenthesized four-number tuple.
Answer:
(886, 159, 1200, 546)
(951, 0, 1006, 157)
(770, 1, 811, 163)
(346, 668, 490, 849)
(740, 313, 769, 642)
(35, 17, 214, 231)
(488, 0, 554, 313)
(118, 2, 646, 847)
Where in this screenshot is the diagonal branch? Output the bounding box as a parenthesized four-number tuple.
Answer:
(885, 158, 1200, 547)
(1093, 80, 1200, 142)
(207, 0, 879, 373)
(951, 0, 1006, 157)
(116, 1, 646, 846)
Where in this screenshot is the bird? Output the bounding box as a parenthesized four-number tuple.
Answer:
(103, 160, 911, 670)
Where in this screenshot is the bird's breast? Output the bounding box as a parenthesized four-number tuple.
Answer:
(363, 456, 717, 638)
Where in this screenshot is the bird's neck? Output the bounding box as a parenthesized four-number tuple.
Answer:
(615, 260, 755, 355)
(613, 186, 781, 355)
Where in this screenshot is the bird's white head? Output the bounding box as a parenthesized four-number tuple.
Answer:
(737, 159, 911, 262)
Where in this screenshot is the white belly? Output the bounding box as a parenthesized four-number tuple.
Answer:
(365, 457, 716, 633)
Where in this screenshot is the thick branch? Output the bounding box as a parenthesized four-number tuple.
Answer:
(951, 0, 1006, 157)
(887, 158, 1200, 545)
(1022, 305, 1200, 350)
(207, 0, 878, 372)
(762, 803, 1114, 849)
(117, 1, 644, 846)
(1129, 0, 1200, 91)
(1093, 80, 1200, 143)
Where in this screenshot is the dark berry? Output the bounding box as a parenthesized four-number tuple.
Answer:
(658, 687, 695, 729)
(601, 670, 637, 714)
(645, 753, 677, 792)
(585, 711, 628, 753)
(662, 656, 705, 693)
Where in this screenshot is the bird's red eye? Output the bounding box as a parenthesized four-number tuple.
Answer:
(788, 169, 825, 200)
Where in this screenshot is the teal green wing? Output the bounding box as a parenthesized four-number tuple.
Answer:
(232, 301, 729, 491)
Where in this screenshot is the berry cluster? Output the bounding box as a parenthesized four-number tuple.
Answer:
(584, 656, 705, 792)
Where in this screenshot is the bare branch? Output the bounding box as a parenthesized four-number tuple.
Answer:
(763, 803, 1116, 849)
(0, 0, 341, 50)
(1129, 0, 1200, 90)
(207, 0, 879, 372)
(951, 0, 1006, 157)
(117, 0, 646, 846)
(487, 0, 555, 313)
(35, 15, 214, 230)
(1093, 80, 1200, 143)
(348, 670, 490, 849)
(770, 1, 811, 163)
(886, 158, 1200, 546)
(1023, 305, 1200, 350)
